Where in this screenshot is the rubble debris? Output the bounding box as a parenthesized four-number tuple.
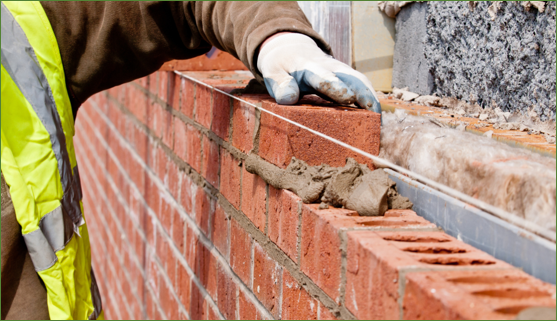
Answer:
(494, 122, 521, 130)
(545, 134, 556, 145)
(484, 130, 494, 138)
(522, 1, 546, 13)
(487, 1, 502, 20)
(392, 87, 420, 101)
(414, 95, 441, 106)
(245, 154, 412, 216)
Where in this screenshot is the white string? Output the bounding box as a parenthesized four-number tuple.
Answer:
(175, 71, 556, 242)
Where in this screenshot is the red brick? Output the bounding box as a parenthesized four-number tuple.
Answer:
(201, 135, 220, 187)
(253, 242, 281, 318)
(184, 225, 198, 270)
(180, 78, 195, 119)
(281, 270, 318, 320)
(159, 196, 173, 235)
(195, 86, 213, 128)
(194, 187, 214, 236)
(190, 283, 207, 320)
(145, 178, 160, 218)
(166, 156, 180, 200)
(345, 230, 512, 320)
(238, 290, 261, 320)
(172, 210, 184, 254)
(158, 71, 169, 102)
(180, 171, 194, 215)
(135, 75, 148, 89)
(219, 149, 241, 209)
(178, 264, 192, 315)
(127, 86, 148, 124)
(241, 167, 267, 232)
(147, 254, 160, 294)
(300, 204, 353, 303)
(207, 305, 220, 320)
(217, 264, 238, 320)
(170, 73, 181, 111)
(230, 218, 252, 286)
(231, 97, 258, 153)
(145, 290, 156, 320)
(195, 241, 218, 299)
(186, 124, 202, 172)
(403, 269, 556, 320)
(148, 73, 160, 97)
(154, 144, 167, 181)
(211, 203, 229, 258)
(318, 302, 337, 320)
(160, 109, 174, 148)
(258, 96, 381, 169)
(174, 117, 188, 161)
(268, 188, 300, 262)
(159, 279, 179, 320)
(211, 87, 233, 141)
(164, 242, 178, 288)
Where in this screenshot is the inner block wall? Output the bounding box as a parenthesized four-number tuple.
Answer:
(75, 70, 556, 320)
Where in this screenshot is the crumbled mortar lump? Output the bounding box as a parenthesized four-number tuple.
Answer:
(425, 1, 556, 121)
(380, 110, 556, 231)
(387, 88, 556, 143)
(244, 154, 413, 216)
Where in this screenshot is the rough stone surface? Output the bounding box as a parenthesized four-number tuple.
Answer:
(392, 2, 434, 95)
(393, 1, 556, 121)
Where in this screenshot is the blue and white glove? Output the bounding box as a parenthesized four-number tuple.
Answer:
(257, 33, 381, 116)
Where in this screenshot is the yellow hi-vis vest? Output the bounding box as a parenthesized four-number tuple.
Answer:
(1, 2, 103, 319)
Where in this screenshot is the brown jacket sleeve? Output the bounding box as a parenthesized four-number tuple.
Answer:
(40, 1, 330, 110)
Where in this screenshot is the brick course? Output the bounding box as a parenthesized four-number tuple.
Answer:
(75, 70, 556, 320)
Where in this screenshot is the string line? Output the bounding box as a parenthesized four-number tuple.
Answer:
(175, 71, 555, 242)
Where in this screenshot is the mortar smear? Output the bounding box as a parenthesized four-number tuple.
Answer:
(245, 154, 412, 216)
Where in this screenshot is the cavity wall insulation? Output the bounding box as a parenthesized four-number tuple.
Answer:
(392, 1, 556, 121)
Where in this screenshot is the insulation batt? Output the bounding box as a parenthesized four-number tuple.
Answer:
(380, 111, 556, 231)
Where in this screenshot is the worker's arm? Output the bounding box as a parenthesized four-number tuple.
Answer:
(41, 1, 328, 110)
(41, 1, 380, 116)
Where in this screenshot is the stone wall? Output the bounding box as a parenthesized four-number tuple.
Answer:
(393, 1, 556, 121)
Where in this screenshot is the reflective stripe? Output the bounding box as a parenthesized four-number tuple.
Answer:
(39, 205, 74, 252)
(89, 269, 103, 320)
(0, 3, 82, 225)
(24, 205, 75, 271)
(22, 229, 57, 272)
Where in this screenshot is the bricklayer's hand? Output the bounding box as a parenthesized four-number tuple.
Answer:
(257, 33, 381, 117)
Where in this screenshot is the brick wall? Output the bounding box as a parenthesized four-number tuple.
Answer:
(75, 70, 556, 320)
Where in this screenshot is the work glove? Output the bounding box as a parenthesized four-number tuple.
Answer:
(257, 33, 381, 116)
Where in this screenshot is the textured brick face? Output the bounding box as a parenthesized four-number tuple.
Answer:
(231, 97, 259, 153)
(76, 71, 555, 321)
(241, 167, 267, 232)
(268, 188, 300, 262)
(282, 270, 318, 320)
(201, 135, 220, 187)
(220, 149, 241, 209)
(259, 96, 381, 169)
(230, 219, 252, 286)
(253, 243, 281, 318)
(300, 204, 348, 303)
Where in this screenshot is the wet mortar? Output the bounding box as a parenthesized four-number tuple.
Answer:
(244, 153, 413, 216)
